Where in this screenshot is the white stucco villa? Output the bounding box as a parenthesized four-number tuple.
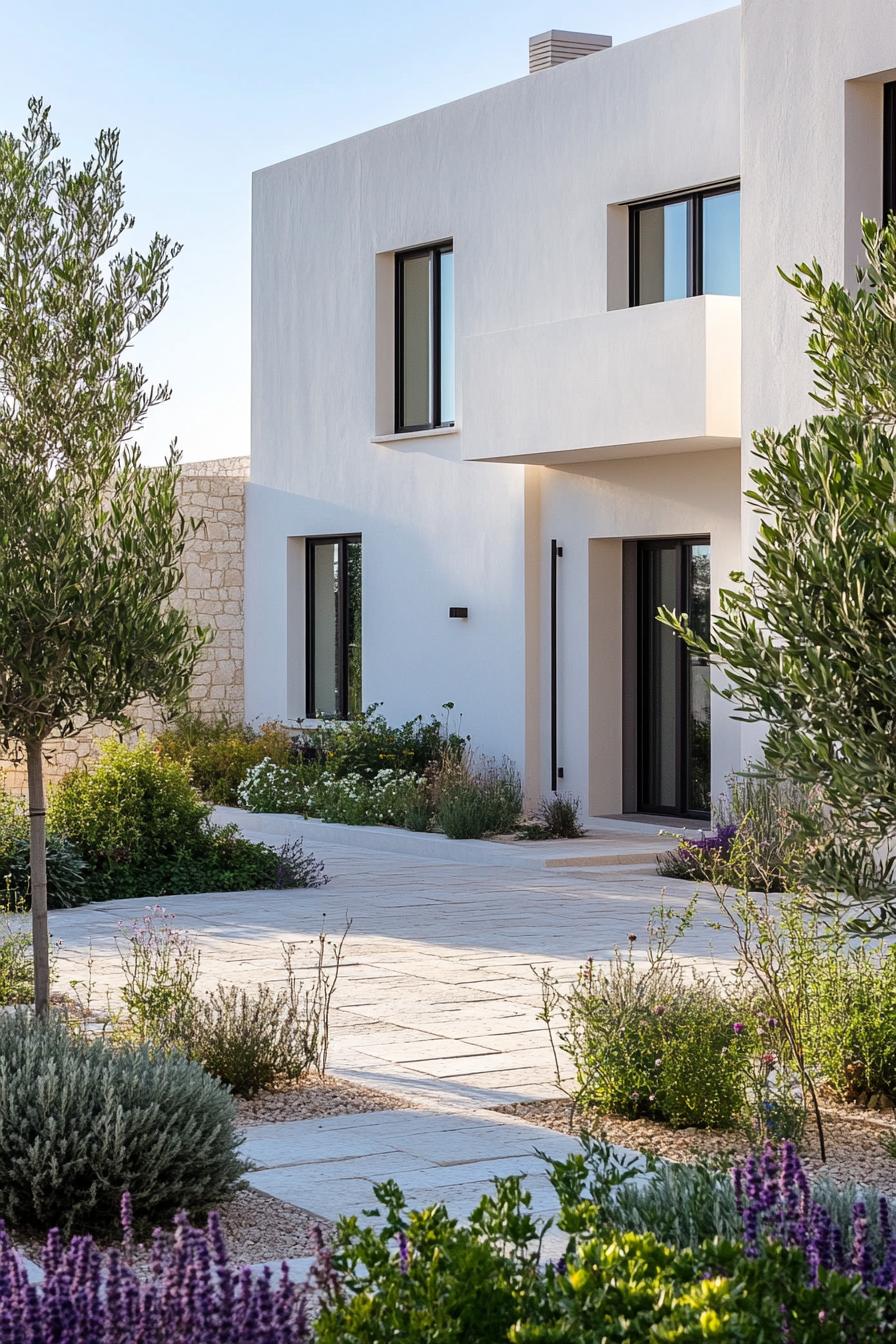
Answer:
(244, 0, 896, 824)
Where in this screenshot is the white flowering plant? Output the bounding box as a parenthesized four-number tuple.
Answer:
(308, 769, 426, 826)
(236, 759, 308, 814)
(238, 758, 428, 829)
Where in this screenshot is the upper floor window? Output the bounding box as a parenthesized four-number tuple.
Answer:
(630, 185, 740, 306)
(306, 535, 362, 719)
(885, 81, 895, 220)
(395, 241, 454, 432)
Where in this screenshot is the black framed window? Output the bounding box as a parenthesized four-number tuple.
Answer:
(305, 535, 362, 719)
(395, 241, 454, 432)
(885, 81, 896, 221)
(630, 184, 740, 306)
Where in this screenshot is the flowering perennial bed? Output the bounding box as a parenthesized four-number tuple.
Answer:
(0, 1198, 310, 1343)
(238, 760, 425, 827)
(5, 1144, 896, 1341)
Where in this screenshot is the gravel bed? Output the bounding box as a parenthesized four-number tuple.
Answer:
(17, 1188, 332, 1273)
(217, 1186, 331, 1263)
(235, 1073, 416, 1126)
(497, 1097, 896, 1194)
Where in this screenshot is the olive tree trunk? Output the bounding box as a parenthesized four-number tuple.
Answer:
(26, 738, 50, 1015)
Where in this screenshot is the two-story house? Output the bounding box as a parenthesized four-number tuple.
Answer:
(245, 0, 896, 824)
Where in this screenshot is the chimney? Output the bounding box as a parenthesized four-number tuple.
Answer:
(528, 29, 612, 73)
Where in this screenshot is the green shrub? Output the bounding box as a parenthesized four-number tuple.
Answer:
(0, 1010, 244, 1236)
(799, 933, 896, 1103)
(316, 1178, 543, 1344)
(538, 793, 585, 839)
(315, 1162, 889, 1343)
(436, 756, 523, 839)
(543, 908, 752, 1130)
(566, 959, 750, 1128)
(49, 741, 324, 901)
(49, 740, 210, 901)
(0, 904, 32, 1005)
(187, 982, 319, 1097)
(314, 702, 466, 780)
(156, 714, 296, 805)
(0, 792, 89, 908)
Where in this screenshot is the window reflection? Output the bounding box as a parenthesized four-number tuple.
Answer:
(637, 200, 689, 305)
(702, 190, 740, 296)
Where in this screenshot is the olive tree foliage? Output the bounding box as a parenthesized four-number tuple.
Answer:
(0, 99, 206, 1009)
(661, 215, 896, 932)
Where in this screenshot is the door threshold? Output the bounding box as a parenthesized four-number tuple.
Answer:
(596, 813, 706, 836)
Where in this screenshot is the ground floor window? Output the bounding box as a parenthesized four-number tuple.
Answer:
(305, 535, 362, 719)
(637, 538, 710, 818)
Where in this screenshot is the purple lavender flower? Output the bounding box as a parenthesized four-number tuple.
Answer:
(0, 1195, 312, 1343)
(686, 823, 738, 857)
(733, 1142, 896, 1293)
(852, 1201, 874, 1286)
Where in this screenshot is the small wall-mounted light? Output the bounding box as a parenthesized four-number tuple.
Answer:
(449, 607, 468, 619)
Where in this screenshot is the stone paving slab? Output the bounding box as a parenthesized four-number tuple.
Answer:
(242, 1106, 593, 1247)
(51, 819, 731, 1112)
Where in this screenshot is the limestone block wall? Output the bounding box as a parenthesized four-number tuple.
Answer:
(1, 457, 248, 796)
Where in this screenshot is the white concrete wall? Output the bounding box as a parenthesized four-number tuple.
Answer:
(248, 8, 745, 813)
(739, 0, 896, 757)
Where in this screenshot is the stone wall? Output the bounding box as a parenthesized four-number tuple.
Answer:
(1, 457, 248, 796)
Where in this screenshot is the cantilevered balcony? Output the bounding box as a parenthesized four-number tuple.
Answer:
(461, 295, 740, 465)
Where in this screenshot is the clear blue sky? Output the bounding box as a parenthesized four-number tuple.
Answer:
(4, 1, 732, 464)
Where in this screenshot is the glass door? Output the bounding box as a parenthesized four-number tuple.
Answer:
(637, 539, 711, 819)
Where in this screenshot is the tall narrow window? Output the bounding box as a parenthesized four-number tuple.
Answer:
(395, 241, 454, 432)
(636, 538, 711, 819)
(306, 536, 362, 719)
(630, 185, 740, 306)
(885, 81, 896, 220)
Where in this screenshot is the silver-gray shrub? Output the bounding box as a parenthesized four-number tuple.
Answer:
(0, 1010, 245, 1236)
(436, 754, 523, 838)
(573, 1140, 895, 1259)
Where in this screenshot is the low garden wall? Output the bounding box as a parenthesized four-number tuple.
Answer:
(0, 457, 248, 796)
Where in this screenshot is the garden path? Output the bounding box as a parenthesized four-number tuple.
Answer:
(48, 814, 735, 1272)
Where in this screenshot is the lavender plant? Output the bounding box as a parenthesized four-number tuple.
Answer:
(0, 1011, 244, 1236)
(0, 1195, 310, 1342)
(656, 770, 820, 891)
(734, 1141, 896, 1288)
(114, 908, 349, 1095)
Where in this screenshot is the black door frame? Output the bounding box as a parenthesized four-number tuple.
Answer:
(636, 537, 710, 820)
(305, 534, 362, 720)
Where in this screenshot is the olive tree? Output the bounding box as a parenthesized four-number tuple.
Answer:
(0, 100, 206, 1010)
(661, 216, 896, 930)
